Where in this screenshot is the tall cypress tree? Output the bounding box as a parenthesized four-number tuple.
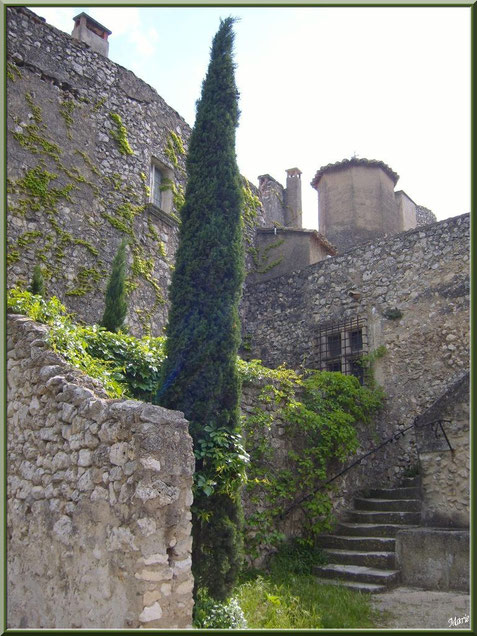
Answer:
(101, 238, 128, 332)
(157, 18, 245, 599)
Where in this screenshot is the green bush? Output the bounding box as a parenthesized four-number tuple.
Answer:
(268, 538, 328, 576)
(193, 588, 247, 629)
(7, 288, 164, 400)
(241, 360, 385, 554)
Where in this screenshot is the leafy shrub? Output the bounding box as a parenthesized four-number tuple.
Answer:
(240, 360, 385, 554)
(193, 588, 247, 629)
(7, 288, 164, 400)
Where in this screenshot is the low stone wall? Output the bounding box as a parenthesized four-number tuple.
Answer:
(7, 314, 195, 629)
(396, 528, 469, 592)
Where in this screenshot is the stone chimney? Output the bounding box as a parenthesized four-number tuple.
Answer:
(284, 167, 302, 228)
(72, 13, 111, 57)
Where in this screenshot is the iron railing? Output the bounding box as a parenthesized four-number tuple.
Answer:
(279, 417, 452, 519)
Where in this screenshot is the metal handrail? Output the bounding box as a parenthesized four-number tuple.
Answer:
(279, 418, 452, 520)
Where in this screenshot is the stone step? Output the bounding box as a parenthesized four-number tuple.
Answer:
(347, 510, 421, 525)
(317, 534, 395, 552)
(363, 486, 421, 499)
(314, 577, 388, 594)
(323, 548, 396, 569)
(401, 475, 421, 488)
(354, 497, 422, 512)
(334, 522, 419, 538)
(313, 563, 400, 586)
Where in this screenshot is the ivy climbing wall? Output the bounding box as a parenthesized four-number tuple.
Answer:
(7, 7, 190, 337)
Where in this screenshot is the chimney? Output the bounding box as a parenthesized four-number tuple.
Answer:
(284, 167, 302, 228)
(72, 13, 112, 57)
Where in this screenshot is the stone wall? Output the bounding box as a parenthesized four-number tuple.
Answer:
(415, 373, 470, 528)
(7, 313, 194, 629)
(242, 213, 469, 493)
(7, 7, 190, 337)
(396, 527, 469, 592)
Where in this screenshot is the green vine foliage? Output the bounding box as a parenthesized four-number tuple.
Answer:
(8, 287, 385, 561)
(7, 289, 165, 402)
(8, 88, 182, 334)
(109, 112, 134, 155)
(239, 359, 384, 557)
(164, 130, 186, 168)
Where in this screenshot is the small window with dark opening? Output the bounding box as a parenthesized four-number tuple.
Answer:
(349, 359, 364, 385)
(350, 329, 363, 352)
(328, 333, 341, 358)
(151, 164, 162, 209)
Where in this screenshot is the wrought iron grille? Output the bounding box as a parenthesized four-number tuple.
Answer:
(315, 316, 368, 383)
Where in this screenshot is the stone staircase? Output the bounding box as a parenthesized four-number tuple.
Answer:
(313, 475, 421, 593)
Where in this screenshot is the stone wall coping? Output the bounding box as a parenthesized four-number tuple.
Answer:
(245, 212, 470, 289)
(311, 157, 400, 188)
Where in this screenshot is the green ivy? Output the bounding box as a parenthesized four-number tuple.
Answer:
(164, 130, 185, 168)
(59, 99, 76, 139)
(7, 288, 166, 401)
(239, 359, 384, 556)
(109, 112, 134, 155)
(7, 60, 22, 81)
(25, 92, 43, 125)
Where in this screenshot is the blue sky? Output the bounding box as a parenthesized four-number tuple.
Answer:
(30, 5, 471, 228)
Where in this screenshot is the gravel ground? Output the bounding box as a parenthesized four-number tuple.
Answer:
(370, 586, 471, 630)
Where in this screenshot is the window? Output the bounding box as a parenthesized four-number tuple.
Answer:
(328, 333, 341, 358)
(151, 164, 162, 209)
(316, 316, 367, 384)
(149, 159, 173, 216)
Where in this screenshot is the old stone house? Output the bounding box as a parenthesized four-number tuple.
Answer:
(6, 6, 470, 628)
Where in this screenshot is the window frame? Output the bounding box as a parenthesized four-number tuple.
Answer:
(149, 158, 174, 215)
(316, 316, 368, 383)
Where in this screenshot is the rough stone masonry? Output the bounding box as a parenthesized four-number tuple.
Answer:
(7, 314, 195, 629)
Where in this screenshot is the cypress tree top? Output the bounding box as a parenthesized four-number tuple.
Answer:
(159, 17, 244, 421)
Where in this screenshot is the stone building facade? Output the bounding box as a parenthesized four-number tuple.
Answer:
(7, 6, 190, 337)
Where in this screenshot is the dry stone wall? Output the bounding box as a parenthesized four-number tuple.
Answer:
(7, 313, 194, 629)
(242, 213, 469, 493)
(7, 7, 190, 337)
